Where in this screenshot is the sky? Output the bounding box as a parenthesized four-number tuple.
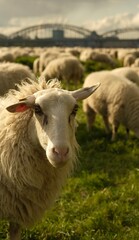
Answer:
(0, 0, 139, 37)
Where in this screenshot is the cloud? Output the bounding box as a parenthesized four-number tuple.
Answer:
(83, 12, 139, 34)
(0, 0, 125, 27)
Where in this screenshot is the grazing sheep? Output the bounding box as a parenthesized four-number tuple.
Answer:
(41, 56, 84, 88)
(40, 52, 72, 74)
(83, 71, 139, 140)
(0, 62, 35, 96)
(91, 52, 116, 67)
(111, 67, 139, 86)
(80, 49, 116, 67)
(0, 77, 99, 240)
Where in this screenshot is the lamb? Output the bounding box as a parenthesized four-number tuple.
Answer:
(0, 62, 35, 96)
(111, 67, 139, 86)
(41, 56, 84, 88)
(83, 71, 139, 140)
(0, 77, 99, 240)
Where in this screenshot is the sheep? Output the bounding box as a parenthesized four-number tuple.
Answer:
(39, 52, 73, 74)
(83, 71, 139, 141)
(91, 52, 116, 67)
(0, 47, 16, 61)
(41, 56, 84, 88)
(111, 67, 139, 86)
(39, 48, 65, 73)
(79, 48, 94, 62)
(0, 62, 35, 96)
(79, 49, 116, 67)
(0, 77, 99, 240)
(123, 53, 136, 67)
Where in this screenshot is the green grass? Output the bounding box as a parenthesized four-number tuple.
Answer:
(1, 103, 139, 240)
(81, 59, 123, 75)
(15, 56, 38, 70)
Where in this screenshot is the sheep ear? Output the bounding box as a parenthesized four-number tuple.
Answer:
(71, 83, 100, 100)
(6, 95, 35, 113)
(6, 102, 31, 113)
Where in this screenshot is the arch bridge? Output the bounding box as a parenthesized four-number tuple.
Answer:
(1, 24, 139, 48)
(9, 23, 93, 39)
(102, 27, 139, 38)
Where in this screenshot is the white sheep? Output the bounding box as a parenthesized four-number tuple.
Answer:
(0, 77, 99, 240)
(111, 67, 139, 86)
(41, 56, 84, 88)
(123, 53, 136, 67)
(39, 48, 65, 73)
(83, 71, 139, 140)
(79, 49, 116, 67)
(0, 62, 35, 96)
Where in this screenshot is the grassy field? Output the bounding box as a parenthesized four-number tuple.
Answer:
(1, 100, 139, 240)
(0, 58, 139, 239)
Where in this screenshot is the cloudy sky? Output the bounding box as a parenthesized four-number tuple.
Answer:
(0, 0, 139, 36)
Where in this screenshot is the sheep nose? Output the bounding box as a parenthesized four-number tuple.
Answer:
(52, 146, 69, 159)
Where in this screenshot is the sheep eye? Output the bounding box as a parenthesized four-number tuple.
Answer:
(34, 104, 43, 116)
(71, 104, 78, 116)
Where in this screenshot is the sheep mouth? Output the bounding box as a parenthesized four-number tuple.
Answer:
(46, 150, 69, 168)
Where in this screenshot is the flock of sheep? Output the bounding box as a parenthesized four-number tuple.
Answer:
(0, 46, 139, 239)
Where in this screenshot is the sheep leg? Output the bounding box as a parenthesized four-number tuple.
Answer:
(9, 222, 21, 240)
(86, 107, 96, 131)
(111, 123, 119, 141)
(102, 115, 111, 133)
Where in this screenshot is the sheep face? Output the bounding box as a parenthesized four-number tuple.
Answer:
(33, 89, 78, 168)
(6, 83, 100, 168)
